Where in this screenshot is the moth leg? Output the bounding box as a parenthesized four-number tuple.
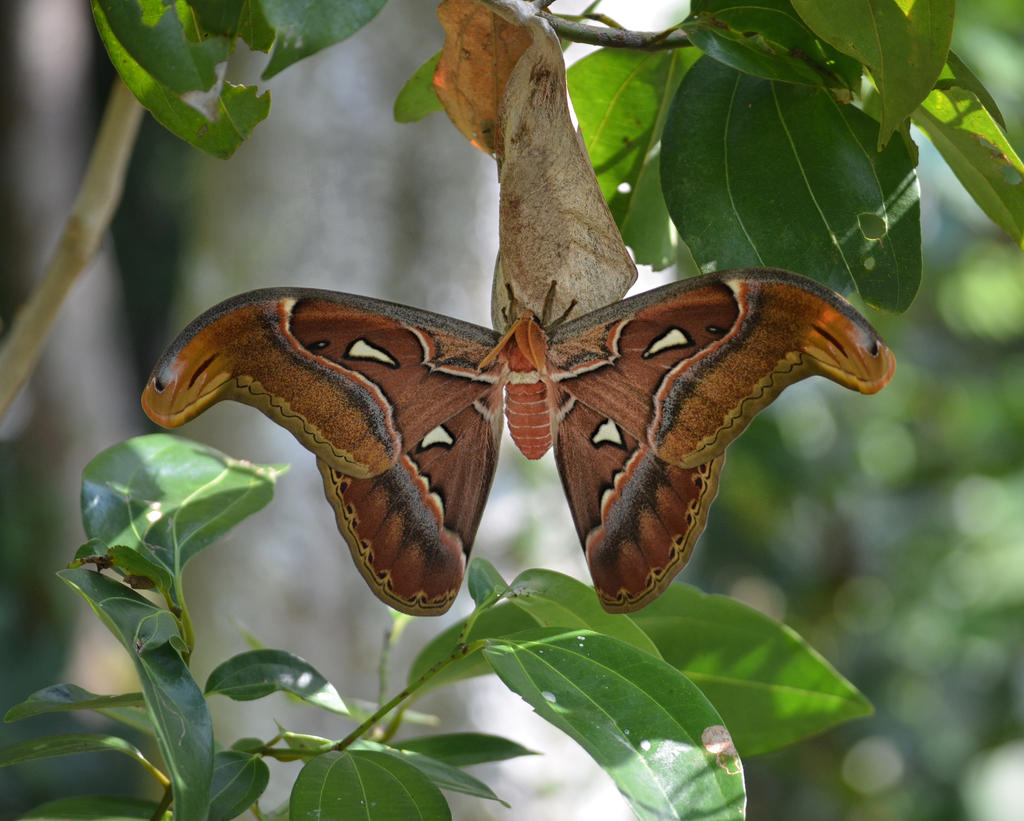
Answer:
(539, 280, 577, 330)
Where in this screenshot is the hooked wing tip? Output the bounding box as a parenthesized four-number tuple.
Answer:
(805, 311, 896, 394)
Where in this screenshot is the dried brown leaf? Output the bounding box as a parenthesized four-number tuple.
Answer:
(433, 0, 533, 153)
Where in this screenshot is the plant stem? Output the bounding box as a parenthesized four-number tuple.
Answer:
(378, 620, 395, 707)
(0, 77, 143, 421)
(133, 751, 172, 789)
(333, 639, 486, 751)
(541, 12, 693, 50)
(472, 0, 693, 50)
(171, 578, 196, 659)
(150, 785, 173, 821)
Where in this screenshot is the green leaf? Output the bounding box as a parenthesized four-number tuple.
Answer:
(351, 741, 507, 805)
(21, 795, 162, 820)
(395, 51, 443, 123)
(261, 0, 389, 79)
(466, 558, 508, 607)
(81, 434, 283, 595)
(484, 629, 746, 820)
(191, 0, 275, 52)
(940, 52, 1007, 130)
(569, 48, 699, 270)
(92, 2, 270, 157)
(209, 750, 271, 821)
(4, 683, 144, 722)
(406, 567, 659, 692)
(95, 706, 155, 736)
(630, 585, 873, 756)
(393, 733, 537, 767)
(791, 0, 954, 146)
(0, 733, 154, 770)
(914, 87, 1024, 248)
(689, 0, 861, 88)
(280, 731, 335, 754)
(661, 56, 920, 311)
(72, 536, 175, 592)
(58, 568, 212, 821)
(291, 750, 451, 820)
(506, 569, 661, 656)
(108, 542, 175, 590)
(205, 648, 349, 714)
(93, 0, 230, 95)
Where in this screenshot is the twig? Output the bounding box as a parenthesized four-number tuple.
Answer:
(0, 77, 143, 420)
(474, 0, 692, 50)
(541, 12, 692, 50)
(333, 639, 483, 752)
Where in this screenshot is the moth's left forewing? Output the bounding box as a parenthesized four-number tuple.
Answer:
(144, 288, 509, 615)
(142, 289, 503, 478)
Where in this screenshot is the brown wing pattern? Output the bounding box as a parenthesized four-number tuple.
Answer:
(554, 397, 723, 612)
(318, 394, 504, 614)
(142, 288, 506, 615)
(142, 288, 502, 477)
(549, 268, 895, 469)
(141, 271, 894, 616)
(549, 268, 894, 611)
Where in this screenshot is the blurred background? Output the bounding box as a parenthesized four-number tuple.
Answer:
(1, 1, 1022, 819)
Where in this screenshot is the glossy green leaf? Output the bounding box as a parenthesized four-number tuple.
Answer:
(81, 434, 282, 592)
(393, 733, 537, 767)
(92, 2, 270, 158)
(484, 629, 745, 820)
(791, 0, 954, 146)
(4, 683, 143, 722)
(466, 557, 508, 607)
(261, 0, 389, 78)
(630, 585, 873, 756)
(395, 51, 443, 123)
(406, 567, 659, 691)
(95, 706, 155, 735)
(940, 52, 1007, 130)
(93, 0, 230, 95)
(291, 750, 451, 820)
(191, 0, 275, 52)
(205, 648, 349, 714)
(662, 56, 920, 311)
(914, 87, 1024, 248)
(58, 568, 212, 821)
(231, 737, 267, 753)
(351, 741, 507, 805)
(280, 731, 335, 754)
(72, 538, 176, 594)
(209, 750, 271, 821)
(21, 795, 162, 820)
(569, 48, 699, 270)
(505, 568, 661, 656)
(689, 0, 861, 88)
(0, 733, 153, 769)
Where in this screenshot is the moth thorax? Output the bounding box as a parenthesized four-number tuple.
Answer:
(505, 381, 552, 460)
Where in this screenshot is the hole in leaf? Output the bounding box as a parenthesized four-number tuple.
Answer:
(1000, 165, 1022, 185)
(858, 212, 888, 240)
